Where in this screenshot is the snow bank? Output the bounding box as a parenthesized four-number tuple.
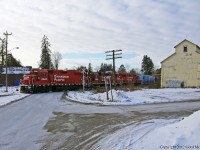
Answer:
(0, 86, 19, 96)
(67, 88, 200, 105)
(0, 86, 29, 106)
(137, 110, 200, 149)
(94, 110, 200, 150)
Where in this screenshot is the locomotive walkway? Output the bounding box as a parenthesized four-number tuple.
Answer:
(0, 92, 200, 149)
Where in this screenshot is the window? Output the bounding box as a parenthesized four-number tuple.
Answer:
(42, 73, 46, 77)
(183, 46, 187, 52)
(34, 72, 39, 76)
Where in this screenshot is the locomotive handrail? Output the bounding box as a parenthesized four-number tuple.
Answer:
(20, 69, 142, 93)
(32, 78, 35, 85)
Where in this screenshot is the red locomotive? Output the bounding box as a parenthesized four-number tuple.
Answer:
(20, 69, 83, 93)
(20, 69, 141, 93)
(117, 72, 141, 85)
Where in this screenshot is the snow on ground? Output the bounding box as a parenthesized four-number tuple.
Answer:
(67, 88, 200, 105)
(68, 88, 200, 149)
(0, 86, 29, 106)
(1, 87, 200, 149)
(92, 110, 200, 150)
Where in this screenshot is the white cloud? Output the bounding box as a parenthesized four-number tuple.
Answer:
(0, 0, 199, 70)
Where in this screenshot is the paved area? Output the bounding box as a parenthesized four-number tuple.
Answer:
(0, 92, 200, 150)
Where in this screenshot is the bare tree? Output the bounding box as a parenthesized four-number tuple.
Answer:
(125, 64, 130, 73)
(52, 51, 62, 69)
(94, 66, 100, 72)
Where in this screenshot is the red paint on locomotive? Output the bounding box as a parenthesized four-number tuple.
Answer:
(20, 69, 141, 93)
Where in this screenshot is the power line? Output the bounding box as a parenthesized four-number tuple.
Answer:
(105, 49, 122, 88)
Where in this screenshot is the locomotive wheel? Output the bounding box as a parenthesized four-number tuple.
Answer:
(52, 85, 57, 92)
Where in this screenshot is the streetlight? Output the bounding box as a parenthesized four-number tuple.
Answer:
(3, 31, 12, 92)
(3, 31, 19, 92)
(5, 46, 19, 92)
(8, 47, 19, 53)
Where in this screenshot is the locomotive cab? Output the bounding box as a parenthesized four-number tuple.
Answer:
(20, 69, 50, 93)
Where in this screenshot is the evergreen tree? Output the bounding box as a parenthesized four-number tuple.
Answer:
(141, 55, 154, 75)
(77, 65, 86, 70)
(99, 63, 104, 72)
(88, 63, 95, 79)
(99, 63, 112, 73)
(0, 38, 5, 66)
(39, 35, 53, 69)
(88, 63, 93, 72)
(129, 68, 136, 74)
(7, 54, 22, 67)
(118, 64, 126, 73)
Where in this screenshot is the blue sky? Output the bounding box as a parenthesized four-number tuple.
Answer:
(63, 53, 137, 60)
(0, 0, 200, 71)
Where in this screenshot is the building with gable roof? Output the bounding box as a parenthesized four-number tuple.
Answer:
(161, 39, 200, 88)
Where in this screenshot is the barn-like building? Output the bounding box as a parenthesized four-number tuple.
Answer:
(161, 39, 200, 88)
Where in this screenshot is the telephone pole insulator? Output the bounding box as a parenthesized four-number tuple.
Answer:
(105, 49, 122, 88)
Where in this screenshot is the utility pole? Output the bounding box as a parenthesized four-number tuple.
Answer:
(4, 31, 12, 92)
(81, 67, 86, 93)
(104, 77, 109, 100)
(105, 50, 122, 88)
(108, 77, 113, 101)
